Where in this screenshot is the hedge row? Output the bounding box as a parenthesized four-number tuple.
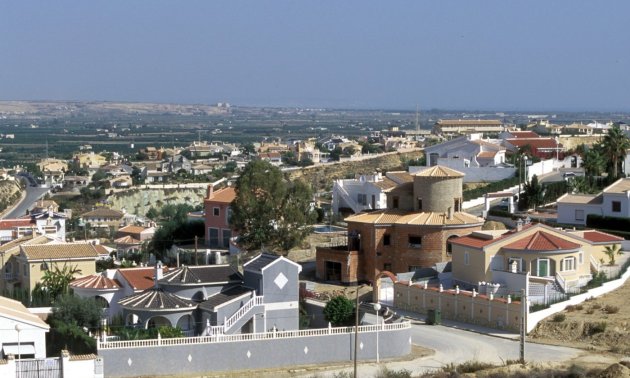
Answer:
(586, 214, 630, 235)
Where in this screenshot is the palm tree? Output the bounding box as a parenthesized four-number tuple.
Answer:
(581, 149, 605, 185)
(601, 125, 630, 180)
(603, 244, 623, 266)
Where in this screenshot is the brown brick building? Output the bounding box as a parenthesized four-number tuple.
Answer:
(316, 166, 484, 285)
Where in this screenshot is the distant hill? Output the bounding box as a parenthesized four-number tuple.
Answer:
(0, 100, 228, 117)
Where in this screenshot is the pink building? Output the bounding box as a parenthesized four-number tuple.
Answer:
(203, 186, 236, 248)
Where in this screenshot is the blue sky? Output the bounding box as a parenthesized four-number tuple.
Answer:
(1, 1, 629, 111)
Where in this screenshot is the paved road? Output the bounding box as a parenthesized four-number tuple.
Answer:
(3, 181, 49, 219)
(308, 322, 581, 377)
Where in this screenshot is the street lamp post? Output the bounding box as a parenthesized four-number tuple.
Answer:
(15, 323, 22, 361)
(373, 303, 381, 363)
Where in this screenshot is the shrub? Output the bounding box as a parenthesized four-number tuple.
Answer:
(323, 295, 355, 326)
(575, 304, 584, 311)
(566, 305, 576, 312)
(587, 214, 630, 234)
(585, 308, 595, 315)
(374, 366, 412, 378)
(592, 303, 602, 310)
(587, 322, 607, 335)
(604, 305, 620, 314)
(441, 360, 496, 374)
(552, 313, 566, 322)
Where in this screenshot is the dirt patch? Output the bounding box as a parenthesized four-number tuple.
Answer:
(530, 278, 630, 355)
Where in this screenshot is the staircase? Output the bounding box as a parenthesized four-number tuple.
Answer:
(333, 182, 365, 214)
(222, 296, 264, 334)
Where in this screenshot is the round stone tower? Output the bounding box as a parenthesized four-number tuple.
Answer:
(413, 165, 464, 213)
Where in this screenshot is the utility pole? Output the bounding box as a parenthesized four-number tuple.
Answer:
(520, 288, 527, 364)
(194, 235, 199, 265)
(353, 285, 361, 378)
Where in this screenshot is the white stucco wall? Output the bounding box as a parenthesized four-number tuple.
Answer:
(556, 203, 603, 225)
(0, 317, 48, 359)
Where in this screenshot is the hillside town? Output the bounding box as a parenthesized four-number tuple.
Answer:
(1, 111, 630, 377)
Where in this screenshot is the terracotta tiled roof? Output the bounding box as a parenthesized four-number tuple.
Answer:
(206, 187, 236, 203)
(385, 171, 413, 184)
(114, 235, 141, 244)
(117, 225, 146, 234)
(93, 245, 111, 256)
(118, 288, 196, 310)
(70, 274, 121, 289)
(506, 138, 560, 149)
(370, 177, 398, 190)
(346, 210, 484, 227)
(508, 131, 539, 138)
(0, 235, 51, 253)
(0, 219, 33, 229)
(414, 165, 464, 178)
(450, 234, 507, 248)
(477, 151, 498, 158)
(503, 231, 581, 251)
(578, 230, 624, 243)
(118, 267, 169, 290)
(69, 354, 98, 361)
(21, 243, 99, 260)
(81, 208, 124, 218)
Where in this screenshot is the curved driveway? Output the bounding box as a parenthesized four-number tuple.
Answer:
(2, 181, 49, 219)
(310, 322, 582, 377)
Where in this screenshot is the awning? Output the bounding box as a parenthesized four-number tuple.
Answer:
(3, 344, 36, 356)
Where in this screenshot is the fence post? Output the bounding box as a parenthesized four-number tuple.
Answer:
(61, 349, 70, 378)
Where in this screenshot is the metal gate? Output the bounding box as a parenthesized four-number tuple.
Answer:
(379, 277, 394, 306)
(16, 358, 61, 378)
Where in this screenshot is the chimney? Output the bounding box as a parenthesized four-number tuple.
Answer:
(154, 260, 163, 288)
(447, 206, 453, 220)
(516, 218, 523, 232)
(206, 184, 214, 199)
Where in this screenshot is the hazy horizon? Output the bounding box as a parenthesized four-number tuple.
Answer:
(2, 1, 629, 112)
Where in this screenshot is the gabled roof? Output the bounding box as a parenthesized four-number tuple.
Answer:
(206, 187, 236, 203)
(118, 288, 196, 311)
(557, 193, 603, 205)
(243, 253, 302, 274)
(0, 296, 49, 330)
(81, 208, 124, 218)
(476, 151, 498, 159)
(503, 230, 581, 251)
(160, 265, 242, 285)
(0, 234, 51, 254)
(20, 243, 98, 260)
(70, 274, 121, 290)
(413, 165, 464, 178)
(385, 171, 413, 184)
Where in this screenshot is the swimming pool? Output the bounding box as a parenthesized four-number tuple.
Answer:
(313, 225, 347, 233)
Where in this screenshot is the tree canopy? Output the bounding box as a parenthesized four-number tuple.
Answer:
(230, 160, 316, 253)
(323, 295, 355, 326)
(601, 125, 630, 180)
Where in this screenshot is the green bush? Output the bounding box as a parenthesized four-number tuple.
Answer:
(552, 313, 566, 322)
(587, 322, 607, 335)
(375, 366, 412, 378)
(586, 214, 630, 233)
(323, 295, 355, 326)
(604, 305, 619, 314)
(441, 360, 496, 373)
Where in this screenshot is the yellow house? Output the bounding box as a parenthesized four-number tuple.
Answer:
(7, 243, 98, 293)
(74, 152, 107, 170)
(0, 235, 52, 293)
(450, 223, 622, 293)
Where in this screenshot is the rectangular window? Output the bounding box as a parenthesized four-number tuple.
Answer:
(464, 251, 470, 266)
(612, 201, 621, 213)
(578, 252, 583, 265)
(208, 228, 219, 248)
(357, 193, 367, 205)
(417, 198, 423, 211)
(507, 257, 523, 272)
(222, 229, 232, 248)
(392, 196, 399, 209)
(408, 236, 422, 248)
(562, 257, 576, 271)
(383, 234, 391, 246)
(213, 207, 220, 216)
(575, 210, 584, 221)
(226, 207, 232, 224)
